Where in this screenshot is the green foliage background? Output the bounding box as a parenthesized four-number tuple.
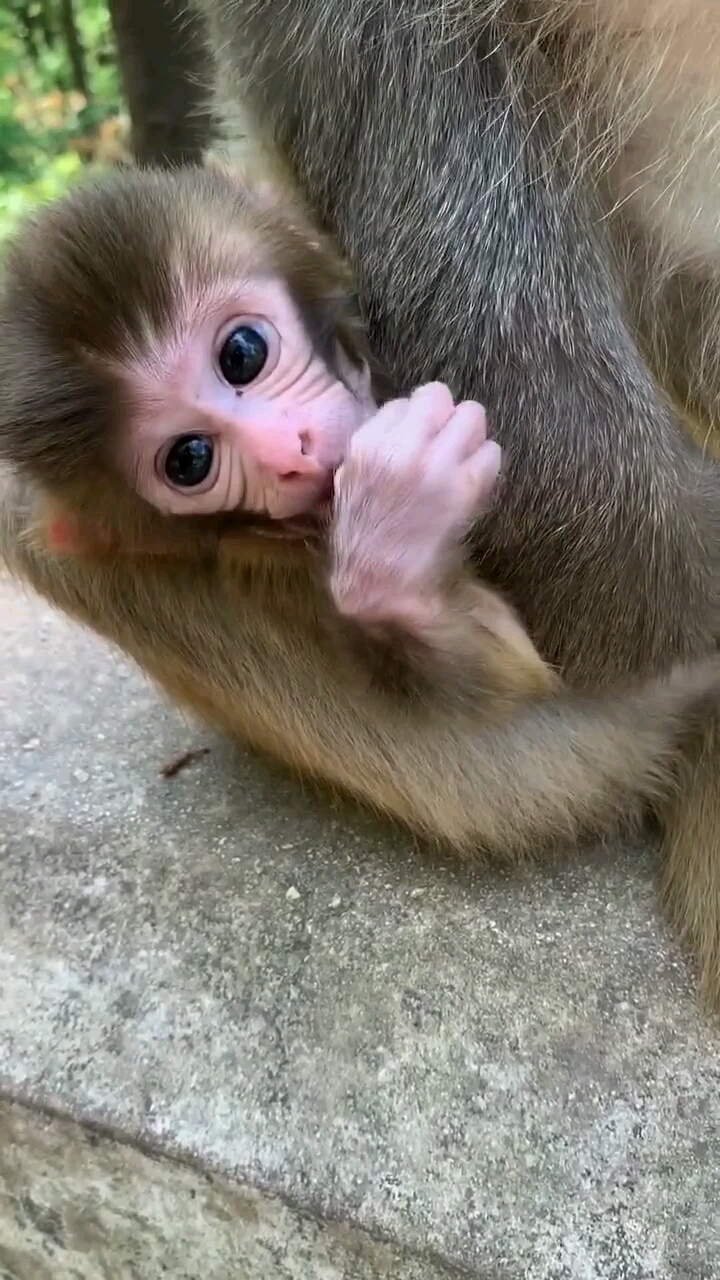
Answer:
(0, 0, 123, 239)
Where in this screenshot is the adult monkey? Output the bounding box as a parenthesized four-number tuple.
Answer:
(3, 1, 720, 1001)
(194, 0, 720, 987)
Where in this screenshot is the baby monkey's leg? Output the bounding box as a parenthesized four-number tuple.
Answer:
(410, 577, 561, 701)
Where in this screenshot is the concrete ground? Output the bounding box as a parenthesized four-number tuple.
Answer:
(0, 574, 718, 1280)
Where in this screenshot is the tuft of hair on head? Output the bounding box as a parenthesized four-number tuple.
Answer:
(0, 163, 369, 497)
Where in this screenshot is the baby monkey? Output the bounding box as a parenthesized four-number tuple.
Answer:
(0, 163, 556, 703)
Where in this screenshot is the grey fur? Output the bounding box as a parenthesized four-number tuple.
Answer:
(199, 0, 719, 683)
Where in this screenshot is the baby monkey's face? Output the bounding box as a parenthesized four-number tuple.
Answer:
(123, 275, 375, 521)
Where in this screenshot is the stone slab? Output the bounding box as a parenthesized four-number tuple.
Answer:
(0, 578, 719, 1278)
(0, 1099, 466, 1280)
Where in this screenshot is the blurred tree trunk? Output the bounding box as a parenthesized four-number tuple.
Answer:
(37, 0, 57, 50)
(14, 1, 40, 63)
(59, 0, 91, 99)
(108, 0, 213, 166)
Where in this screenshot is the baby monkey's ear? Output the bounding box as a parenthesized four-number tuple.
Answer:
(37, 500, 117, 556)
(335, 342, 374, 403)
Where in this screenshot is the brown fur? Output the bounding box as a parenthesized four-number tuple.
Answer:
(0, 164, 559, 704)
(0, 165, 369, 500)
(5, 0, 720, 1006)
(3, 467, 720, 856)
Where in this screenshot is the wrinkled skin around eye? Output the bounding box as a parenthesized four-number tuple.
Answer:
(119, 278, 504, 639)
(123, 277, 376, 520)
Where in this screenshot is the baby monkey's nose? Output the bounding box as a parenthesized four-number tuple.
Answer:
(241, 412, 324, 478)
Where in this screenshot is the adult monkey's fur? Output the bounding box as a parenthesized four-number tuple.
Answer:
(4, 0, 720, 1003)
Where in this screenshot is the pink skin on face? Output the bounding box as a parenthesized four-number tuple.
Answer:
(123, 277, 375, 520)
(116, 275, 503, 638)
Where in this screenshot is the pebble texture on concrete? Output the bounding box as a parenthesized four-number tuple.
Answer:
(1, 1099, 467, 1280)
(0, 577, 719, 1279)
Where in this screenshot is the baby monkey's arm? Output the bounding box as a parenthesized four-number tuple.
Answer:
(329, 384, 560, 701)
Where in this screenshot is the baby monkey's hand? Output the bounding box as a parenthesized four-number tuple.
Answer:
(329, 383, 502, 634)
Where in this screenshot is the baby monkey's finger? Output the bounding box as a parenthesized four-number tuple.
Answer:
(343, 398, 409, 461)
(377, 382, 456, 470)
(460, 440, 503, 514)
(427, 400, 488, 471)
(346, 383, 455, 472)
(405, 383, 456, 440)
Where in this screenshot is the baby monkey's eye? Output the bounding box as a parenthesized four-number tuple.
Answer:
(219, 324, 268, 387)
(165, 435, 214, 487)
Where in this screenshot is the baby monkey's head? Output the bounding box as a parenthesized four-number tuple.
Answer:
(0, 164, 376, 521)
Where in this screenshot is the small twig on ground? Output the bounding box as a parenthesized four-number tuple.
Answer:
(161, 747, 211, 778)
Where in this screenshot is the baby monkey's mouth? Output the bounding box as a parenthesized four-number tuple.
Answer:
(223, 477, 335, 543)
(275, 474, 335, 537)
